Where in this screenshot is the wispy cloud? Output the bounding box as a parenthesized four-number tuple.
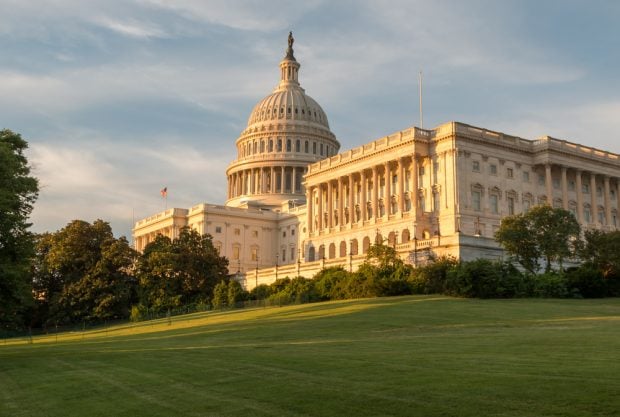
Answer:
(95, 17, 169, 39)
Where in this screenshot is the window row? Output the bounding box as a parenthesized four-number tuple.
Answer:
(239, 138, 335, 158)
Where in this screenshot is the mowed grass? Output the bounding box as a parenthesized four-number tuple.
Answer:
(1, 296, 619, 417)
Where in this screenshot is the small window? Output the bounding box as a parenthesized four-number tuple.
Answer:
(523, 171, 530, 182)
(291, 229, 295, 236)
(234, 228, 240, 235)
(472, 161, 480, 172)
(215, 226, 222, 233)
(506, 168, 513, 178)
(489, 164, 497, 175)
(295, 139, 300, 152)
(597, 187, 602, 197)
(304, 141, 309, 153)
(583, 184, 590, 194)
(507, 197, 515, 215)
(232, 246, 240, 260)
(252, 230, 258, 238)
(320, 143, 324, 156)
(538, 174, 545, 186)
(553, 178, 560, 189)
(277, 139, 282, 152)
(313, 142, 317, 154)
(490, 194, 498, 214)
(251, 247, 258, 261)
(282, 231, 286, 238)
(568, 180, 575, 191)
(472, 191, 481, 211)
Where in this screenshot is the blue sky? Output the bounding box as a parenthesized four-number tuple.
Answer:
(1, 0, 619, 238)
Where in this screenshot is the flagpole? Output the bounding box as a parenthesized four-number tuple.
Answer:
(418, 70, 423, 129)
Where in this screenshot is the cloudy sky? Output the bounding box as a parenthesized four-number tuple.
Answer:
(2, 0, 619, 238)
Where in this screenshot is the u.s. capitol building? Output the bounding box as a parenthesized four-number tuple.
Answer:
(133, 34, 620, 289)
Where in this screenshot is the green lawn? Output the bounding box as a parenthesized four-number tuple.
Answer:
(1, 296, 619, 417)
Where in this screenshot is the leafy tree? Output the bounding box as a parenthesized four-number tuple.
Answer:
(136, 228, 229, 311)
(0, 130, 39, 328)
(212, 281, 229, 309)
(31, 220, 138, 323)
(227, 280, 247, 307)
(495, 205, 580, 273)
(580, 230, 620, 278)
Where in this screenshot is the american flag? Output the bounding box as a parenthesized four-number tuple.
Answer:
(160, 187, 167, 198)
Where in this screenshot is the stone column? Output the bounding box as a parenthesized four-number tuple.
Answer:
(590, 173, 597, 223)
(268, 167, 273, 193)
(385, 161, 391, 216)
(338, 177, 344, 226)
(360, 170, 367, 222)
(398, 157, 405, 214)
(307, 186, 313, 234)
(561, 166, 568, 209)
(348, 174, 354, 224)
(317, 184, 323, 231)
(372, 165, 378, 220)
(576, 170, 584, 223)
(327, 180, 333, 229)
(412, 157, 419, 213)
(604, 176, 611, 225)
(281, 166, 286, 193)
(545, 164, 553, 205)
(292, 167, 297, 194)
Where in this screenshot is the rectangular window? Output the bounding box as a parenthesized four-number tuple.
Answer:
(233, 246, 240, 260)
(568, 180, 575, 191)
(490, 194, 498, 214)
(419, 195, 426, 212)
(234, 228, 240, 235)
(507, 168, 513, 178)
(598, 210, 605, 224)
(313, 142, 317, 154)
(295, 140, 300, 152)
(523, 171, 530, 182)
(472, 160, 480, 172)
(538, 174, 545, 185)
(405, 171, 411, 191)
(277, 139, 282, 152)
(583, 184, 590, 194)
(472, 191, 481, 211)
(597, 187, 603, 197)
(282, 231, 286, 238)
(251, 247, 258, 261)
(215, 226, 222, 233)
(553, 178, 560, 189)
(290, 247, 295, 260)
(507, 197, 515, 215)
(490, 164, 497, 175)
(320, 143, 324, 156)
(304, 141, 309, 153)
(282, 249, 286, 262)
(286, 139, 291, 152)
(523, 200, 531, 212)
(291, 228, 295, 236)
(584, 207, 591, 222)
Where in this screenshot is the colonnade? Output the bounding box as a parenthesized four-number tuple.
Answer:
(228, 166, 306, 198)
(543, 164, 620, 227)
(306, 156, 421, 234)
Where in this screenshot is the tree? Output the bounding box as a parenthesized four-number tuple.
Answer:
(136, 228, 229, 311)
(580, 230, 620, 278)
(495, 205, 580, 273)
(31, 220, 137, 324)
(0, 129, 39, 329)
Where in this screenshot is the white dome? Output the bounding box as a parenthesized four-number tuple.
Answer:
(247, 87, 330, 129)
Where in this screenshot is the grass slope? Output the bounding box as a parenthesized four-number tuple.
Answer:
(1, 296, 619, 417)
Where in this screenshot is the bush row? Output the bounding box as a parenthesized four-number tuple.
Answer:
(223, 258, 620, 308)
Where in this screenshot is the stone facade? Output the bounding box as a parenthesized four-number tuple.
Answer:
(133, 36, 620, 290)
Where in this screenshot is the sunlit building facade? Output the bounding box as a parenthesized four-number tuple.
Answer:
(133, 36, 620, 289)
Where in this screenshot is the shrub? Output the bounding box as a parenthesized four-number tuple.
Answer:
(129, 304, 146, 322)
(227, 280, 248, 307)
(446, 259, 514, 298)
(409, 256, 458, 294)
(530, 272, 568, 298)
(313, 267, 351, 300)
(212, 281, 229, 309)
(565, 265, 607, 298)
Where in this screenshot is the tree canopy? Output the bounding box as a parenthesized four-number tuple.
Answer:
(0, 129, 39, 328)
(495, 205, 581, 273)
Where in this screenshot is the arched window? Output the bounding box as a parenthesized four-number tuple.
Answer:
(295, 139, 301, 152)
(362, 236, 371, 254)
(304, 140, 309, 153)
(339, 241, 347, 258)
